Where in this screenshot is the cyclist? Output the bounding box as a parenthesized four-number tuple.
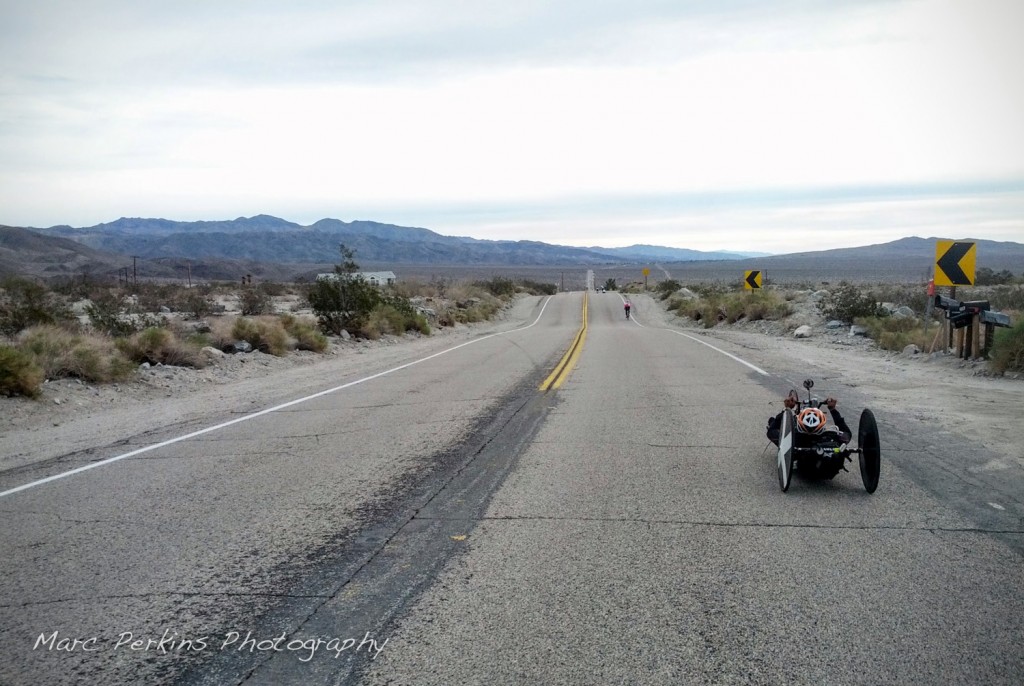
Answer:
(766, 393, 851, 447)
(624, 300, 631, 319)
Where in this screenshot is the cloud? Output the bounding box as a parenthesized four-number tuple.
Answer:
(1, 0, 1023, 250)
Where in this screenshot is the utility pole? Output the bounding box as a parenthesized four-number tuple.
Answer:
(131, 256, 139, 289)
(187, 261, 192, 288)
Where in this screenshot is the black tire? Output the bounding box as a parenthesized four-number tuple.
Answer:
(858, 408, 881, 493)
(778, 409, 794, 492)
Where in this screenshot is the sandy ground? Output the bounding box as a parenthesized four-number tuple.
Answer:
(2, 293, 1022, 475)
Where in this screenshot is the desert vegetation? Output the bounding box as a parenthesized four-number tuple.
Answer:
(657, 277, 1022, 372)
(0, 252, 556, 397)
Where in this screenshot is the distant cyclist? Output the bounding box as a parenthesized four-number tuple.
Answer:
(624, 300, 631, 319)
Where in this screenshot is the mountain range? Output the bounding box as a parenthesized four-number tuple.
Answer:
(2, 216, 1022, 283)
(30, 215, 757, 265)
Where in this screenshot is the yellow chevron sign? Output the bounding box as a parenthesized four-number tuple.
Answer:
(744, 270, 762, 290)
(934, 240, 976, 286)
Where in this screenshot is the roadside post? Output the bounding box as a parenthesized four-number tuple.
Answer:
(642, 267, 650, 291)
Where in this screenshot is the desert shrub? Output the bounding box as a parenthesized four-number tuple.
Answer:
(603, 278, 617, 291)
(361, 301, 430, 338)
(257, 281, 288, 297)
(677, 292, 791, 328)
(0, 277, 75, 336)
(518, 279, 557, 296)
(17, 326, 135, 382)
(239, 287, 273, 316)
(655, 279, 682, 300)
(475, 277, 517, 298)
(691, 282, 731, 298)
(307, 244, 386, 335)
(184, 293, 214, 319)
(854, 316, 941, 352)
(817, 282, 886, 322)
(0, 345, 44, 397)
(986, 285, 1024, 313)
(86, 290, 162, 336)
(989, 321, 1024, 373)
(232, 316, 293, 356)
(678, 297, 724, 328)
(871, 284, 931, 315)
(976, 267, 1017, 286)
(308, 274, 381, 335)
(280, 314, 328, 352)
(133, 283, 181, 312)
(117, 326, 206, 367)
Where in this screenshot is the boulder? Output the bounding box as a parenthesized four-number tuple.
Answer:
(849, 325, 868, 337)
(902, 344, 920, 356)
(225, 340, 253, 354)
(794, 325, 813, 338)
(825, 320, 844, 329)
(159, 305, 172, 314)
(894, 306, 915, 319)
(201, 346, 225, 359)
(880, 302, 897, 314)
(340, 329, 351, 341)
(810, 290, 829, 301)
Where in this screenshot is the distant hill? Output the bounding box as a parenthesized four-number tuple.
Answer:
(0, 225, 309, 283)
(6, 217, 1022, 284)
(30, 216, 752, 266)
(672, 236, 1024, 282)
(585, 244, 760, 261)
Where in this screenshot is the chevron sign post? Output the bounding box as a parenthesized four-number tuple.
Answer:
(744, 270, 762, 290)
(934, 241, 976, 287)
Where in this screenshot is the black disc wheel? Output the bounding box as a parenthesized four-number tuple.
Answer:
(777, 409, 794, 492)
(858, 408, 881, 493)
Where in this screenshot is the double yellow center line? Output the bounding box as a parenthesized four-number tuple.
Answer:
(538, 292, 588, 391)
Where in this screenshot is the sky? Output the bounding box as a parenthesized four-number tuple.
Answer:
(2, 0, 1023, 254)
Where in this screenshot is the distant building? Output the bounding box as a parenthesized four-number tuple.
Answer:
(316, 270, 397, 286)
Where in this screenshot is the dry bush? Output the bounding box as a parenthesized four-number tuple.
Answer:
(0, 345, 44, 397)
(280, 314, 328, 352)
(117, 326, 206, 367)
(17, 325, 135, 382)
(1, 277, 76, 336)
(206, 316, 239, 350)
(677, 292, 791, 328)
(360, 304, 429, 339)
(990, 321, 1024, 373)
(854, 316, 941, 352)
(232, 316, 294, 356)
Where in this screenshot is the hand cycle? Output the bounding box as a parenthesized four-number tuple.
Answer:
(776, 378, 880, 494)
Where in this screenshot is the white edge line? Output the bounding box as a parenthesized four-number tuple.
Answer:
(617, 293, 768, 376)
(0, 296, 555, 499)
(668, 330, 770, 376)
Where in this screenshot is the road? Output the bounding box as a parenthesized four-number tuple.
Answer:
(1, 292, 1022, 685)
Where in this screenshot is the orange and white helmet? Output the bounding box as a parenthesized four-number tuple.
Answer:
(796, 407, 827, 434)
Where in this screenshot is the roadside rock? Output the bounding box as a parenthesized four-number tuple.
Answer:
(850, 325, 868, 337)
(825, 320, 844, 330)
(793, 325, 813, 339)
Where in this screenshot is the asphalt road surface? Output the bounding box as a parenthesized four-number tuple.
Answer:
(1, 292, 1021, 685)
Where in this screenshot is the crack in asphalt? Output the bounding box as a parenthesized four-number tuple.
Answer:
(413, 513, 1024, 534)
